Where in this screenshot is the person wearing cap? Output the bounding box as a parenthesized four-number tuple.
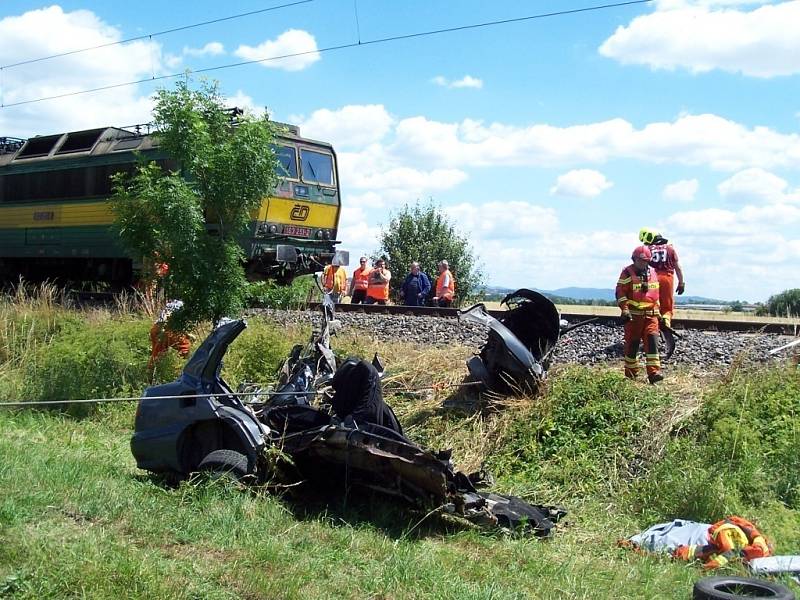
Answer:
(349, 256, 371, 304)
(399, 262, 432, 307)
(433, 260, 455, 308)
(322, 258, 347, 303)
(365, 257, 391, 305)
(615, 245, 663, 384)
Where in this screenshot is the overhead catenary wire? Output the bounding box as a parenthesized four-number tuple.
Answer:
(0, 0, 655, 109)
(0, 381, 484, 408)
(0, 0, 316, 70)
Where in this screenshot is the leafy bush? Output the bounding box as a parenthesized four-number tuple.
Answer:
(629, 366, 800, 522)
(488, 366, 671, 499)
(21, 319, 154, 417)
(766, 288, 800, 317)
(221, 318, 301, 385)
(246, 277, 313, 309)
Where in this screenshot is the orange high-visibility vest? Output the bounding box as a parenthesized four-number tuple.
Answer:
(352, 266, 371, 291)
(436, 270, 455, 300)
(367, 268, 390, 301)
(323, 265, 346, 293)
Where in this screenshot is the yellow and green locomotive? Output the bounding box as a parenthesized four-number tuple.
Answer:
(0, 123, 341, 285)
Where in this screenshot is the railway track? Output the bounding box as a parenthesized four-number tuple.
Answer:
(308, 302, 799, 335)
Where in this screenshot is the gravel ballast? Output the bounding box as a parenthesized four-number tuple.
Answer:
(249, 308, 795, 368)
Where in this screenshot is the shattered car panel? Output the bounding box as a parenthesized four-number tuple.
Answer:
(460, 289, 561, 394)
(131, 286, 565, 536)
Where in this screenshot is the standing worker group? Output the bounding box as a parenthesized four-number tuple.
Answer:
(433, 260, 455, 307)
(615, 245, 663, 384)
(639, 227, 684, 329)
(365, 258, 391, 305)
(349, 256, 371, 304)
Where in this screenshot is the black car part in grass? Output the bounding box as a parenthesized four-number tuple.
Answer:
(460, 289, 602, 395)
(693, 576, 795, 600)
(131, 288, 566, 535)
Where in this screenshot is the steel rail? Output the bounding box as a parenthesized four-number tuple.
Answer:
(302, 302, 799, 335)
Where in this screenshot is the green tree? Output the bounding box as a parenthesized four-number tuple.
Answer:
(767, 288, 800, 318)
(112, 78, 277, 329)
(375, 201, 484, 305)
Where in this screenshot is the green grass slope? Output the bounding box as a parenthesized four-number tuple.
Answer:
(0, 291, 797, 599)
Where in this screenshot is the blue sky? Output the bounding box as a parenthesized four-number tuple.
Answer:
(2, 0, 799, 301)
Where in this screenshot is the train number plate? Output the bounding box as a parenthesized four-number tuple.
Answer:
(283, 225, 311, 237)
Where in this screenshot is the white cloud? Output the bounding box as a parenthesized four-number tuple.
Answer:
(663, 178, 699, 202)
(0, 6, 160, 136)
(183, 41, 225, 57)
(295, 105, 394, 148)
(234, 29, 320, 71)
(297, 105, 800, 175)
(431, 75, 483, 89)
(550, 169, 613, 198)
(600, 1, 800, 78)
(718, 168, 800, 203)
(445, 202, 559, 240)
(389, 113, 800, 172)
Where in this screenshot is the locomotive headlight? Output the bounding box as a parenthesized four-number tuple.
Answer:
(269, 225, 278, 234)
(316, 230, 324, 239)
(323, 230, 331, 240)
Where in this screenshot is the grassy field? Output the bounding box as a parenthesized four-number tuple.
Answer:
(480, 301, 800, 325)
(0, 289, 798, 599)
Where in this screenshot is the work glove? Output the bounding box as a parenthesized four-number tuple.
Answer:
(619, 310, 632, 324)
(676, 282, 685, 295)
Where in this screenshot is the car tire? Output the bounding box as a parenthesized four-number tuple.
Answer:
(693, 576, 795, 600)
(197, 449, 253, 483)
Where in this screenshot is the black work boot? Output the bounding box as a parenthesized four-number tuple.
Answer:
(648, 372, 664, 384)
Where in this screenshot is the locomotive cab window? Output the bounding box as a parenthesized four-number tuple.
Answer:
(274, 145, 298, 179)
(300, 149, 334, 186)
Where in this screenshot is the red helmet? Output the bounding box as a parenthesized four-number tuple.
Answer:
(631, 245, 652, 262)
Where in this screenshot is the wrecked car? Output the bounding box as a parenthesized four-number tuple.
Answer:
(131, 288, 565, 536)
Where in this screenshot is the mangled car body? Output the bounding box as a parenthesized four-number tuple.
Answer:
(131, 293, 565, 535)
(460, 289, 562, 394)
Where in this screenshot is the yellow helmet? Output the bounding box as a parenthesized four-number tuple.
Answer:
(639, 227, 659, 245)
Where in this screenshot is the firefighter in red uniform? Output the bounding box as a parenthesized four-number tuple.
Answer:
(616, 246, 664, 384)
(639, 227, 684, 329)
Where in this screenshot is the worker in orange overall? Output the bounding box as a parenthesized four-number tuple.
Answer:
(322, 259, 347, 303)
(433, 260, 455, 307)
(349, 256, 371, 304)
(673, 516, 772, 569)
(639, 227, 684, 329)
(615, 245, 663, 384)
(365, 257, 391, 305)
(148, 300, 191, 368)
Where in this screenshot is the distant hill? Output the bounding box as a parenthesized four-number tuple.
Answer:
(547, 287, 615, 302)
(482, 285, 727, 305)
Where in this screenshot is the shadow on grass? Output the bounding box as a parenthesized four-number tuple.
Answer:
(136, 469, 474, 540)
(278, 484, 475, 540)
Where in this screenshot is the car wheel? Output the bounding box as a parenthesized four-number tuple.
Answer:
(693, 576, 795, 600)
(197, 449, 253, 483)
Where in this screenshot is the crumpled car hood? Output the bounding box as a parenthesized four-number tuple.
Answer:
(460, 289, 560, 394)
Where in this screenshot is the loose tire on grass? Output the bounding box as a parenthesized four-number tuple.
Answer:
(197, 449, 253, 483)
(693, 576, 795, 600)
